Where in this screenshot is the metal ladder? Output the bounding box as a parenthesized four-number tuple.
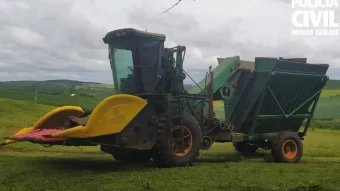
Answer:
(167, 97, 186, 154)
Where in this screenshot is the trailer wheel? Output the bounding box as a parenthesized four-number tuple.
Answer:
(270, 131, 303, 163)
(152, 112, 202, 167)
(233, 141, 258, 155)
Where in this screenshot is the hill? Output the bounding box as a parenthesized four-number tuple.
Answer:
(314, 95, 340, 119)
(0, 79, 340, 119)
(0, 87, 112, 111)
(0, 98, 100, 152)
(0, 80, 115, 111)
(0, 79, 103, 92)
(0, 98, 55, 137)
(324, 79, 340, 89)
(1, 79, 338, 91)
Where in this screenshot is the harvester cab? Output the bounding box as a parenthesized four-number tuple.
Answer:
(103, 28, 186, 95)
(2, 28, 330, 168)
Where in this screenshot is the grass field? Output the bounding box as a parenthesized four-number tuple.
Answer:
(320, 90, 340, 98)
(1, 80, 340, 191)
(1, 98, 340, 190)
(0, 87, 113, 111)
(1, 80, 340, 119)
(1, 129, 340, 191)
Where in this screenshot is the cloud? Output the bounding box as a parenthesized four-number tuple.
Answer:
(126, 0, 340, 81)
(0, 0, 339, 84)
(0, 0, 111, 80)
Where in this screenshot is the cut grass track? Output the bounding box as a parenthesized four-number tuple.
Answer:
(2, 95, 340, 190)
(1, 129, 340, 191)
(1, 151, 339, 191)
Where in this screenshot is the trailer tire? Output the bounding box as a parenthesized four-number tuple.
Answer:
(270, 131, 303, 163)
(233, 141, 258, 155)
(152, 112, 202, 167)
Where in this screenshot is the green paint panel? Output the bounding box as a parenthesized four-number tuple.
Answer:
(102, 28, 330, 142)
(103, 28, 166, 44)
(224, 57, 329, 135)
(186, 56, 240, 95)
(185, 56, 241, 119)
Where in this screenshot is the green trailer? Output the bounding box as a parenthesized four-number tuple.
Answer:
(187, 56, 329, 163)
(3, 28, 330, 167)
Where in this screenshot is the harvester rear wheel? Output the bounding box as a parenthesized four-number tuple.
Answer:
(233, 141, 258, 155)
(152, 112, 201, 167)
(270, 131, 303, 163)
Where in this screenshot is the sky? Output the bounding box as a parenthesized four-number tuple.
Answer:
(0, 0, 339, 84)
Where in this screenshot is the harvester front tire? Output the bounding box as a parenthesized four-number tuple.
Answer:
(152, 112, 201, 168)
(270, 131, 303, 163)
(233, 141, 258, 156)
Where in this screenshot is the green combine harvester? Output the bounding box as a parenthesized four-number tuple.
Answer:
(2, 28, 329, 167)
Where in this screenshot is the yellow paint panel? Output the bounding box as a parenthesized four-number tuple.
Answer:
(3, 140, 16, 145)
(51, 94, 147, 138)
(4, 126, 34, 144)
(12, 126, 33, 136)
(86, 94, 147, 136)
(50, 125, 87, 138)
(30, 106, 85, 130)
(2, 106, 85, 146)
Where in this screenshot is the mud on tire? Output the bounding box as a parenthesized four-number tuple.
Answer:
(152, 112, 202, 167)
(270, 131, 303, 163)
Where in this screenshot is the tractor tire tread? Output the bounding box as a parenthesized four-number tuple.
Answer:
(152, 112, 201, 167)
(270, 131, 303, 163)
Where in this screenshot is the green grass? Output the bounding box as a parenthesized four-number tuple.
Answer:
(324, 80, 340, 89)
(1, 79, 340, 119)
(0, 87, 113, 111)
(0, 80, 340, 190)
(314, 95, 340, 119)
(1, 129, 340, 191)
(0, 98, 99, 152)
(1, 98, 340, 190)
(0, 79, 115, 111)
(320, 89, 340, 98)
(0, 98, 55, 136)
(309, 118, 340, 129)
